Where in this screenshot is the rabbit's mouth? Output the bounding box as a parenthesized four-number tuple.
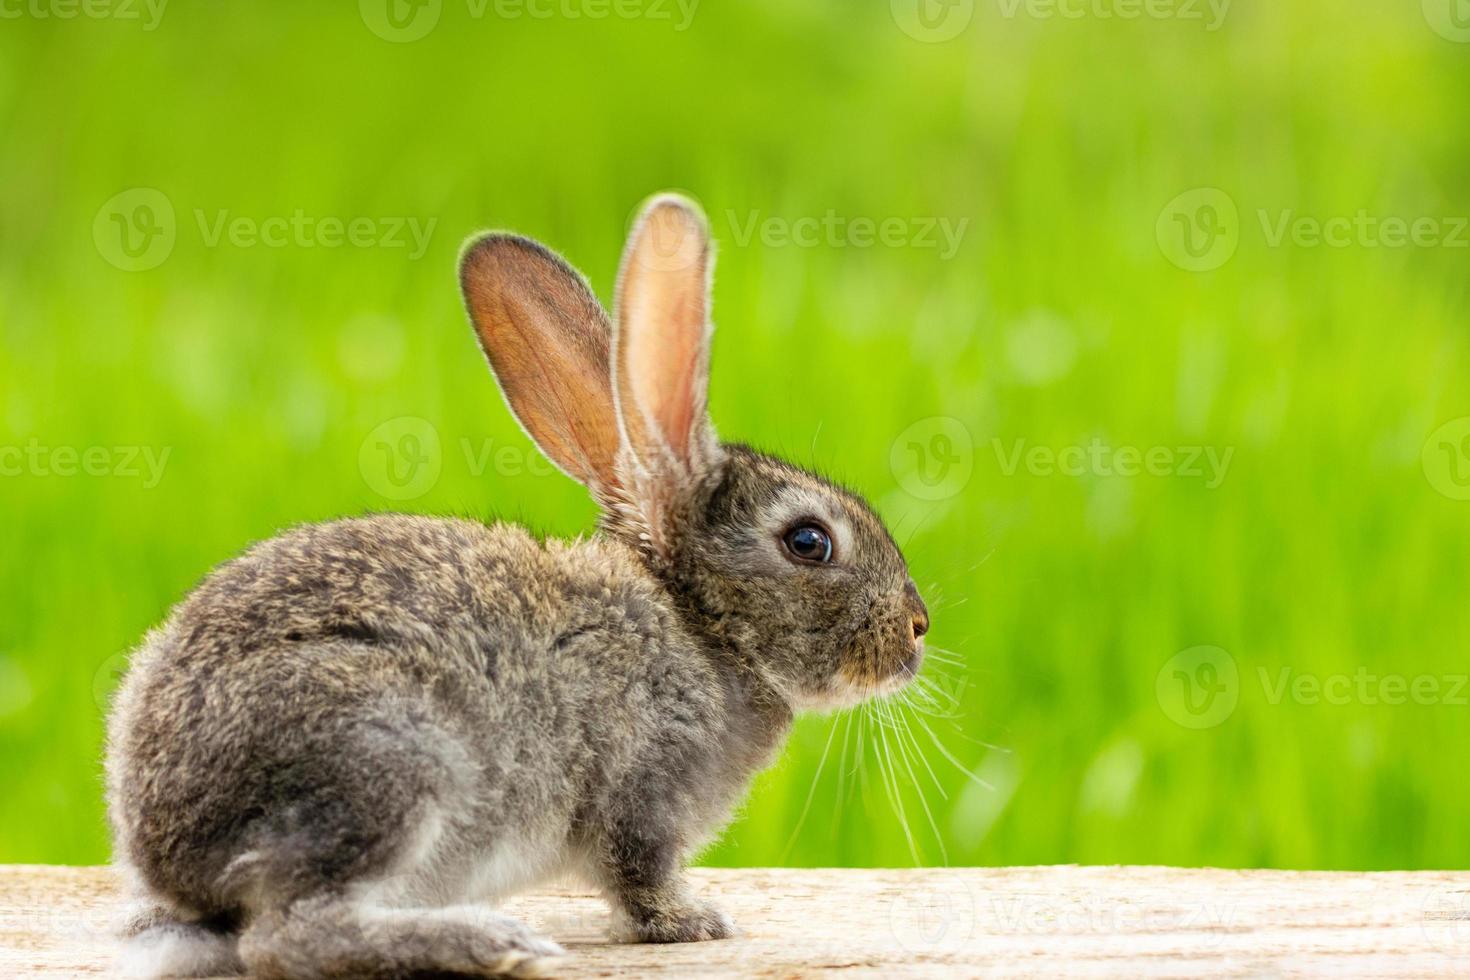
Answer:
(872, 642, 925, 696)
(898, 645, 924, 682)
(830, 602, 925, 702)
(838, 652, 923, 704)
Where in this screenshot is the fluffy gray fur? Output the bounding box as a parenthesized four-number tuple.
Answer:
(105, 194, 930, 979)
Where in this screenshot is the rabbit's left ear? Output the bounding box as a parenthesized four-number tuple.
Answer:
(613, 194, 724, 494)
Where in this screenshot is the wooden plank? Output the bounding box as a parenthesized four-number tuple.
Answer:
(1, 865, 1468, 977)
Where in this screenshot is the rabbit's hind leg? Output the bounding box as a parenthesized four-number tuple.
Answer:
(229, 792, 566, 979)
(238, 895, 564, 979)
(226, 697, 564, 978)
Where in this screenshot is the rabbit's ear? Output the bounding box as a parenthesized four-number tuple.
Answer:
(613, 195, 723, 487)
(460, 234, 620, 494)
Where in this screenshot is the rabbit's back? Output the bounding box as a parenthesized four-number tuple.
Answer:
(106, 514, 683, 917)
(144, 514, 590, 665)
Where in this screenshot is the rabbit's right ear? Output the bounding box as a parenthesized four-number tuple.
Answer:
(460, 235, 620, 495)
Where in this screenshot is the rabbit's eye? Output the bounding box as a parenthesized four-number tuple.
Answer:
(783, 524, 834, 564)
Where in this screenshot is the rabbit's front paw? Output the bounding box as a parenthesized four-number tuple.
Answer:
(617, 899, 735, 944)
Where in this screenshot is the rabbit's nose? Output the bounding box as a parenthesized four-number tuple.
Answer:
(904, 580, 930, 642)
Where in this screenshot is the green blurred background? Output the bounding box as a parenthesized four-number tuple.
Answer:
(2, 0, 1468, 871)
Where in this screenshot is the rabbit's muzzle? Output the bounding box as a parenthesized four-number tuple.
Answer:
(837, 583, 930, 697)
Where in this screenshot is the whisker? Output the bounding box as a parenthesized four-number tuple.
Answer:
(830, 709, 857, 837)
(921, 545, 999, 581)
(910, 709, 995, 789)
(913, 677, 965, 700)
(890, 703, 949, 866)
(914, 671, 962, 697)
(894, 697, 950, 802)
(873, 698, 922, 866)
(778, 713, 842, 864)
(891, 509, 919, 548)
(937, 725, 1011, 751)
(920, 648, 965, 666)
(850, 703, 870, 804)
(899, 504, 937, 550)
(900, 682, 945, 713)
(922, 652, 966, 666)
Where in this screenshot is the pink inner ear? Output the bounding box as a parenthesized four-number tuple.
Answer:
(461, 236, 621, 491)
(622, 203, 709, 461)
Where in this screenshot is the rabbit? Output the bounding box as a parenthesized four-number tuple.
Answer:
(104, 194, 932, 979)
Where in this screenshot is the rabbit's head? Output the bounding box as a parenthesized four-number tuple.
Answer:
(460, 195, 929, 709)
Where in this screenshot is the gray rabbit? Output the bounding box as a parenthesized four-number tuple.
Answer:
(105, 195, 931, 979)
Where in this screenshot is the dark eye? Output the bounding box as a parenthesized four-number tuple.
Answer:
(783, 524, 833, 564)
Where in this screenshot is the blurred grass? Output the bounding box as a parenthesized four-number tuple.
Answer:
(1, 0, 1468, 870)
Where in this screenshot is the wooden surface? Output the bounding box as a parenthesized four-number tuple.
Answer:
(2, 864, 1468, 977)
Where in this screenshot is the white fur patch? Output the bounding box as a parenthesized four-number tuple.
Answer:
(353, 804, 567, 911)
(117, 925, 241, 979)
(461, 838, 553, 903)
